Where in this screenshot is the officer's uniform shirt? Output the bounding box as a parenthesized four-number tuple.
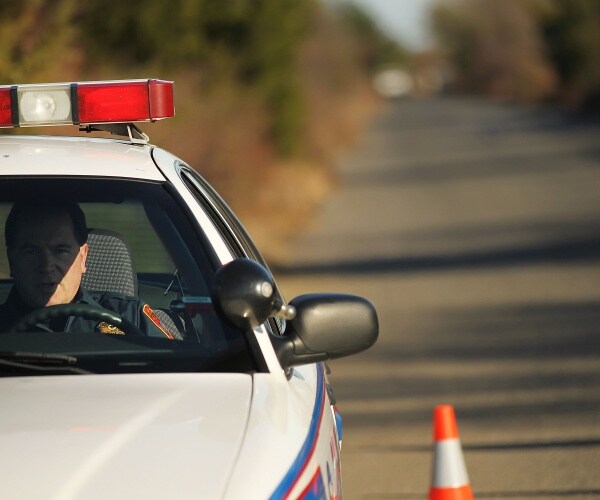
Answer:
(0, 288, 175, 338)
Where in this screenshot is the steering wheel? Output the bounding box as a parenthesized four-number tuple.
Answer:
(11, 303, 145, 336)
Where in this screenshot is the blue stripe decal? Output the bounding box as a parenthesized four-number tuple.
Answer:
(334, 409, 343, 442)
(270, 365, 325, 500)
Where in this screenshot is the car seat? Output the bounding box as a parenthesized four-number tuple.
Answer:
(82, 229, 138, 296)
(82, 229, 184, 340)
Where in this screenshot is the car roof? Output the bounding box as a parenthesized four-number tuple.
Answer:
(0, 135, 165, 181)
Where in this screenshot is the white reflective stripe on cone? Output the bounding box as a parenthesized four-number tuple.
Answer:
(431, 439, 470, 487)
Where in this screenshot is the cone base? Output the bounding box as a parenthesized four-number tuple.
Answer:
(429, 484, 474, 500)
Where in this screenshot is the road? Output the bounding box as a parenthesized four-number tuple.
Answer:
(274, 98, 600, 499)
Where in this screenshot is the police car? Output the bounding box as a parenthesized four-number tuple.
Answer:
(0, 79, 378, 499)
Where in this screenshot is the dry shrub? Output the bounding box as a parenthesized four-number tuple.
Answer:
(0, 1, 383, 261)
(151, 75, 275, 202)
(151, 9, 381, 260)
(300, 6, 381, 163)
(471, 1, 557, 102)
(433, 0, 557, 103)
(149, 75, 334, 261)
(241, 160, 336, 262)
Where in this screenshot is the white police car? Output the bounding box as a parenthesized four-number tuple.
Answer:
(0, 79, 378, 499)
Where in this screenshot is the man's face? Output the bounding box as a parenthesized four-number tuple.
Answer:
(8, 209, 88, 309)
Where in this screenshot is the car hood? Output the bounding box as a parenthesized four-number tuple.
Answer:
(0, 373, 253, 500)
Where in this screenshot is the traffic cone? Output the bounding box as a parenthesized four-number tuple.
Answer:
(429, 405, 474, 500)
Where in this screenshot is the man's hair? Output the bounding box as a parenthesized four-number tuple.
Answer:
(5, 202, 88, 249)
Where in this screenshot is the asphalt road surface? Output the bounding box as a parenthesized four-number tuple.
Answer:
(275, 98, 600, 499)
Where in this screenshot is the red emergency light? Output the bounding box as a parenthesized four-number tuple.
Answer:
(0, 79, 174, 128)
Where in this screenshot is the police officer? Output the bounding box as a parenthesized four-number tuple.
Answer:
(0, 201, 175, 338)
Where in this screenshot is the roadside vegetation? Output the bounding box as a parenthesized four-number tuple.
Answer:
(431, 0, 600, 112)
(0, 0, 407, 259)
(2, 1, 597, 258)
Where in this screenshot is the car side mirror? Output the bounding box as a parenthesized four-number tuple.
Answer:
(212, 259, 379, 370)
(212, 258, 276, 329)
(271, 293, 379, 370)
(212, 258, 293, 329)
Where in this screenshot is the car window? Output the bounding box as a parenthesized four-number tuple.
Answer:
(179, 165, 287, 335)
(0, 177, 260, 374)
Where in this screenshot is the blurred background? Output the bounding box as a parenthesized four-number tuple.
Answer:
(2, 1, 599, 498)
(3, 0, 597, 256)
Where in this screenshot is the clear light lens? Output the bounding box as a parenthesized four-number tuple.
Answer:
(18, 85, 72, 125)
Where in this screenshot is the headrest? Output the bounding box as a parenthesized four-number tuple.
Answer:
(81, 229, 138, 296)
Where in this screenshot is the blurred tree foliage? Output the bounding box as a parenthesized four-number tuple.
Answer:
(0, 0, 78, 83)
(334, 3, 408, 72)
(76, 0, 313, 157)
(0, 0, 400, 254)
(537, 0, 600, 109)
(431, 0, 556, 102)
(431, 0, 599, 111)
(0, 0, 394, 159)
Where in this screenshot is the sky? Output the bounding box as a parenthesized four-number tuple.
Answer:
(334, 0, 439, 50)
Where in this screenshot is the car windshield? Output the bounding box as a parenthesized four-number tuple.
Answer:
(0, 178, 259, 375)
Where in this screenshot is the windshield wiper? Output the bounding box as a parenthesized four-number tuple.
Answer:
(0, 351, 92, 375)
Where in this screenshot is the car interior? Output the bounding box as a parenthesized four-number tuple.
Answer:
(0, 177, 261, 373)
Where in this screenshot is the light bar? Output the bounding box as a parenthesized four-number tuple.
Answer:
(0, 79, 174, 128)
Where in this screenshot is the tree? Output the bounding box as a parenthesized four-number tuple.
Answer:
(0, 0, 78, 84)
(537, 0, 600, 109)
(431, 0, 556, 102)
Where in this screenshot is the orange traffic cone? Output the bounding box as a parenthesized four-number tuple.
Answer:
(429, 405, 474, 500)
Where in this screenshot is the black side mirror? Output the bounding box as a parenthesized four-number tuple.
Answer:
(212, 258, 291, 329)
(272, 293, 379, 370)
(212, 258, 378, 370)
